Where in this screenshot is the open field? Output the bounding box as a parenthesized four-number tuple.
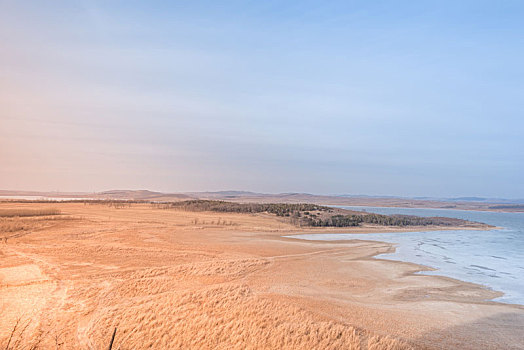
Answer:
(1, 202, 523, 349)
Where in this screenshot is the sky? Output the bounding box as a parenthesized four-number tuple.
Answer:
(1, 1, 523, 198)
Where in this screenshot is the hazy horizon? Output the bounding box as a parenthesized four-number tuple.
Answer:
(2, 188, 524, 202)
(2, 1, 523, 198)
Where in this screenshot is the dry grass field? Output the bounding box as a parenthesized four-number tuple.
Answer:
(1, 202, 523, 349)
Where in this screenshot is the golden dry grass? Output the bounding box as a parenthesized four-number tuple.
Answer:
(0, 219, 31, 233)
(86, 284, 362, 349)
(0, 208, 61, 218)
(368, 336, 414, 350)
(0, 216, 77, 242)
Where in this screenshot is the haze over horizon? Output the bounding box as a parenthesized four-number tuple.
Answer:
(2, 1, 523, 198)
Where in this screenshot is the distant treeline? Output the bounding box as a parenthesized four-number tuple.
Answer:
(153, 200, 472, 227)
(0, 199, 478, 227)
(488, 205, 524, 210)
(152, 200, 330, 217)
(304, 214, 465, 227)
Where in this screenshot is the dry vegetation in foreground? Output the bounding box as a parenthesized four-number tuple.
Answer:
(1, 285, 414, 350)
(3, 318, 46, 350)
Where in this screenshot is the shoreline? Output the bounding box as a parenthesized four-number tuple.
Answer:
(327, 203, 524, 214)
(283, 227, 523, 309)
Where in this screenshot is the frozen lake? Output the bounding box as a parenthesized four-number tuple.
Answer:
(290, 206, 524, 305)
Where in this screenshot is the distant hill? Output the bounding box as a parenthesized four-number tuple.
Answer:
(93, 190, 192, 201)
(1, 189, 523, 212)
(0, 189, 192, 201)
(183, 191, 262, 199)
(449, 197, 489, 202)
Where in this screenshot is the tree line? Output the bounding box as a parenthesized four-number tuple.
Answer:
(153, 200, 469, 227)
(153, 200, 330, 217)
(305, 213, 463, 227)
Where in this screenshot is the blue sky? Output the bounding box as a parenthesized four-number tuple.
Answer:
(1, 1, 523, 197)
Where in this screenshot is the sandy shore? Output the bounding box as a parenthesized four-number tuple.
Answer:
(1, 202, 523, 349)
